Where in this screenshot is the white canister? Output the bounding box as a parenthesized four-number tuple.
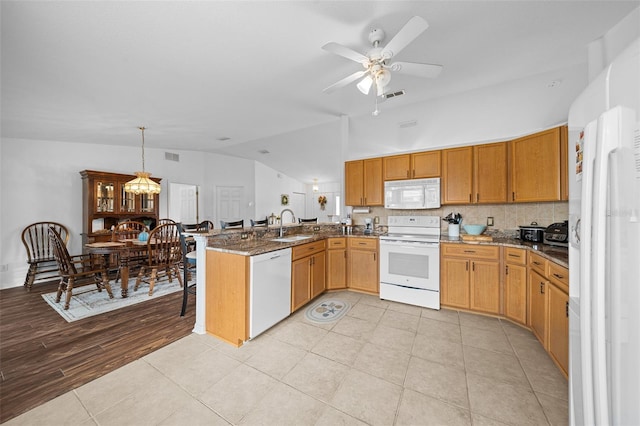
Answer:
(449, 224, 460, 238)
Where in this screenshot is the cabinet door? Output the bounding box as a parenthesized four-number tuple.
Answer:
(529, 269, 548, 347)
(326, 249, 347, 290)
(442, 147, 473, 204)
(548, 283, 569, 375)
(470, 260, 501, 314)
(348, 249, 378, 293)
(345, 160, 364, 206)
(440, 257, 470, 308)
(511, 127, 561, 202)
(95, 179, 116, 213)
(118, 181, 136, 213)
(311, 252, 326, 298)
(383, 154, 411, 180)
(504, 263, 528, 325)
(412, 151, 441, 178)
(291, 257, 311, 312)
(474, 142, 507, 203)
(363, 158, 383, 206)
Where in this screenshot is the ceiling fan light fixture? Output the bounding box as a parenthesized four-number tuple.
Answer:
(375, 69, 391, 96)
(357, 75, 373, 94)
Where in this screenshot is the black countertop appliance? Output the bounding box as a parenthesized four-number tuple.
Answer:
(519, 222, 546, 243)
(544, 221, 569, 247)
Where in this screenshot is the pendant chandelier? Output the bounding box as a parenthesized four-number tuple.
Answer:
(124, 127, 161, 195)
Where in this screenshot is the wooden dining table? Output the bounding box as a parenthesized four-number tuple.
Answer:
(85, 239, 150, 297)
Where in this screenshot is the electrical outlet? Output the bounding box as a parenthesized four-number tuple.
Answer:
(313, 226, 320, 231)
(487, 217, 494, 227)
(241, 232, 249, 240)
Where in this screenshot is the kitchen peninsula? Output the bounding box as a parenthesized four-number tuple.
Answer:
(193, 223, 569, 376)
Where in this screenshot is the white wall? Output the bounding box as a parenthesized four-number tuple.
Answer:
(253, 162, 305, 223)
(0, 137, 256, 288)
(346, 63, 587, 161)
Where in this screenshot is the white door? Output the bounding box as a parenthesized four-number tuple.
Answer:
(290, 192, 305, 222)
(168, 183, 198, 223)
(216, 186, 244, 222)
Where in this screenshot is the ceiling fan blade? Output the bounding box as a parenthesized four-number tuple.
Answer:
(381, 16, 429, 59)
(322, 42, 369, 64)
(388, 61, 443, 78)
(323, 70, 367, 93)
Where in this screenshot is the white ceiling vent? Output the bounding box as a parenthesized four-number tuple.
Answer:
(165, 152, 180, 162)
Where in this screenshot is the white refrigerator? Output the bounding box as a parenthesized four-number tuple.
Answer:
(567, 38, 640, 425)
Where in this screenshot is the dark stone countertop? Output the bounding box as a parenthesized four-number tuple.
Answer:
(441, 235, 568, 268)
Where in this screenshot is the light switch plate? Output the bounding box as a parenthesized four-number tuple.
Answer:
(487, 217, 494, 227)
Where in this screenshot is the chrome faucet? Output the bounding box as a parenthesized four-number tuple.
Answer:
(279, 208, 296, 237)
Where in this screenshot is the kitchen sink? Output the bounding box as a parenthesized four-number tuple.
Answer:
(271, 235, 313, 243)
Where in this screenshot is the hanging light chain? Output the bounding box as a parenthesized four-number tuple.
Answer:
(139, 126, 146, 172)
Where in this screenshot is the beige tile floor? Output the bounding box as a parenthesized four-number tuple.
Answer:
(6, 291, 568, 425)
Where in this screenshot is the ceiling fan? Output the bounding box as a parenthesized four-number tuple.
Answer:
(322, 16, 443, 97)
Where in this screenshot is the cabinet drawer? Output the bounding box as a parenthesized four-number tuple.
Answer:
(548, 261, 569, 293)
(348, 238, 378, 250)
(504, 247, 527, 265)
(327, 238, 346, 249)
(292, 240, 326, 260)
(442, 244, 500, 260)
(529, 252, 548, 275)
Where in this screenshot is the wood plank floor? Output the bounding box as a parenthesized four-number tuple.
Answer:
(0, 279, 196, 423)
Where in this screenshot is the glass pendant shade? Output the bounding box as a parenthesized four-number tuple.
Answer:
(124, 126, 161, 195)
(124, 171, 161, 195)
(357, 75, 373, 95)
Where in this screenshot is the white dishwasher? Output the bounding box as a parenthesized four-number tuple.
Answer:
(249, 248, 292, 339)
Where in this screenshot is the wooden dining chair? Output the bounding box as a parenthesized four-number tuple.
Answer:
(21, 221, 69, 291)
(220, 219, 244, 230)
(298, 217, 318, 223)
(48, 227, 113, 310)
(112, 221, 149, 282)
(157, 218, 176, 226)
(177, 223, 196, 316)
(134, 223, 183, 296)
(250, 217, 269, 227)
(197, 220, 214, 231)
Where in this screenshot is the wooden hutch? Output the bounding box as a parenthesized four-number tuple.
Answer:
(80, 170, 161, 246)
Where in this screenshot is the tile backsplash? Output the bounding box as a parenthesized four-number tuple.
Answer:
(351, 202, 568, 235)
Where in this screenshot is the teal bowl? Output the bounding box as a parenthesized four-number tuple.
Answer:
(463, 224, 486, 235)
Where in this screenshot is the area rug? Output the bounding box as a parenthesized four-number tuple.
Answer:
(41, 279, 182, 322)
(305, 299, 350, 324)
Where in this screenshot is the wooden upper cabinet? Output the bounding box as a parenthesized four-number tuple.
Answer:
(383, 154, 411, 180)
(413, 151, 441, 178)
(474, 142, 508, 203)
(345, 160, 364, 206)
(510, 127, 563, 202)
(441, 147, 473, 204)
(345, 158, 383, 206)
(383, 151, 441, 180)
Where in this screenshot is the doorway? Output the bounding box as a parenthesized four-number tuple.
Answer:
(168, 183, 199, 223)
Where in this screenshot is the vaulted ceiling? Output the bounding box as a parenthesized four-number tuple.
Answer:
(2, 1, 637, 183)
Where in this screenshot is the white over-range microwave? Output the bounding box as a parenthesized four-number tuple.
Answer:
(384, 178, 441, 210)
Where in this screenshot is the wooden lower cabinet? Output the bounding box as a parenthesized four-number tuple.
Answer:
(441, 257, 471, 308)
(291, 241, 326, 312)
(548, 282, 569, 376)
(326, 238, 347, 290)
(529, 269, 548, 347)
(504, 247, 528, 325)
(347, 238, 378, 293)
(440, 243, 500, 314)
